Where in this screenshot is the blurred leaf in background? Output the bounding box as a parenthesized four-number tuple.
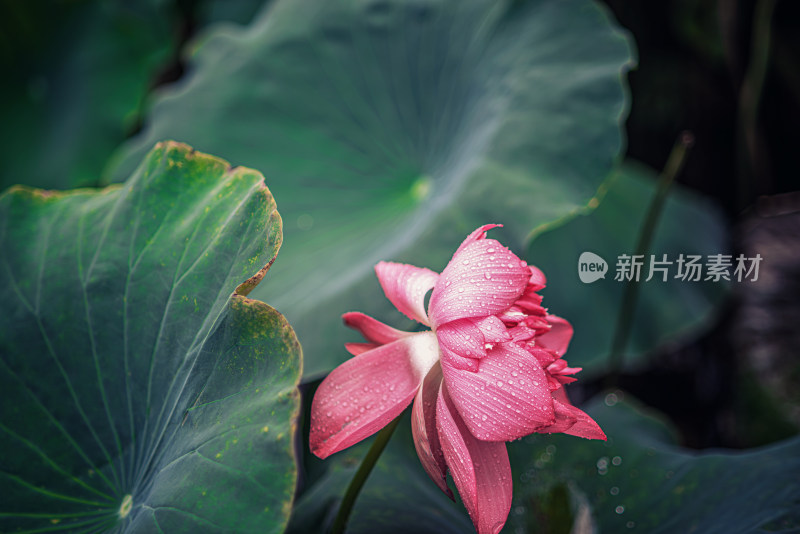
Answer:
(0, 0, 274, 193)
(105, 0, 635, 381)
(0, 142, 301, 532)
(507, 395, 800, 534)
(0, 0, 172, 190)
(526, 161, 729, 377)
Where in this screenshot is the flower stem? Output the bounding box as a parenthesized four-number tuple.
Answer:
(329, 413, 403, 534)
(736, 0, 777, 209)
(606, 132, 694, 387)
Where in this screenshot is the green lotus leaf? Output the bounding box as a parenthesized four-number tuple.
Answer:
(0, 142, 301, 533)
(106, 0, 635, 380)
(527, 161, 729, 375)
(508, 396, 800, 533)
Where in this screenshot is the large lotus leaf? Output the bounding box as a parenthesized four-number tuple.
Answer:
(0, 1, 172, 191)
(293, 398, 800, 533)
(507, 396, 800, 533)
(106, 0, 635, 380)
(287, 412, 473, 534)
(0, 142, 301, 532)
(526, 161, 729, 376)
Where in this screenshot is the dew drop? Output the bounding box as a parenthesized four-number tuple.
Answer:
(487, 248, 495, 253)
(485, 272, 492, 280)
(615, 506, 625, 514)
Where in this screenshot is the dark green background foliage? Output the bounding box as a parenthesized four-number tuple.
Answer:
(0, 143, 302, 532)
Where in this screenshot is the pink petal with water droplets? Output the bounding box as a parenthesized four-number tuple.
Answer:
(529, 346, 559, 367)
(439, 343, 480, 372)
(437, 384, 512, 534)
(508, 325, 537, 343)
(453, 224, 503, 255)
(471, 316, 511, 343)
(437, 319, 488, 361)
(527, 265, 547, 291)
(547, 359, 582, 377)
(428, 240, 530, 326)
(537, 315, 573, 356)
(565, 409, 606, 440)
(343, 311, 410, 344)
(375, 261, 439, 326)
(411, 363, 452, 499)
(557, 388, 606, 440)
(441, 343, 555, 441)
(536, 388, 606, 440)
(344, 342, 379, 356)
(310, 332, 439, 459)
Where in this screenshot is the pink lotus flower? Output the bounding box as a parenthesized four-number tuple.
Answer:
(310, 225, 605, 534)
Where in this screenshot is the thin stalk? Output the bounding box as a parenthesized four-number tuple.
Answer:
(329, 413, 403, 534)
(606, 132, 694, 387)
(737, 0, 778, 209)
